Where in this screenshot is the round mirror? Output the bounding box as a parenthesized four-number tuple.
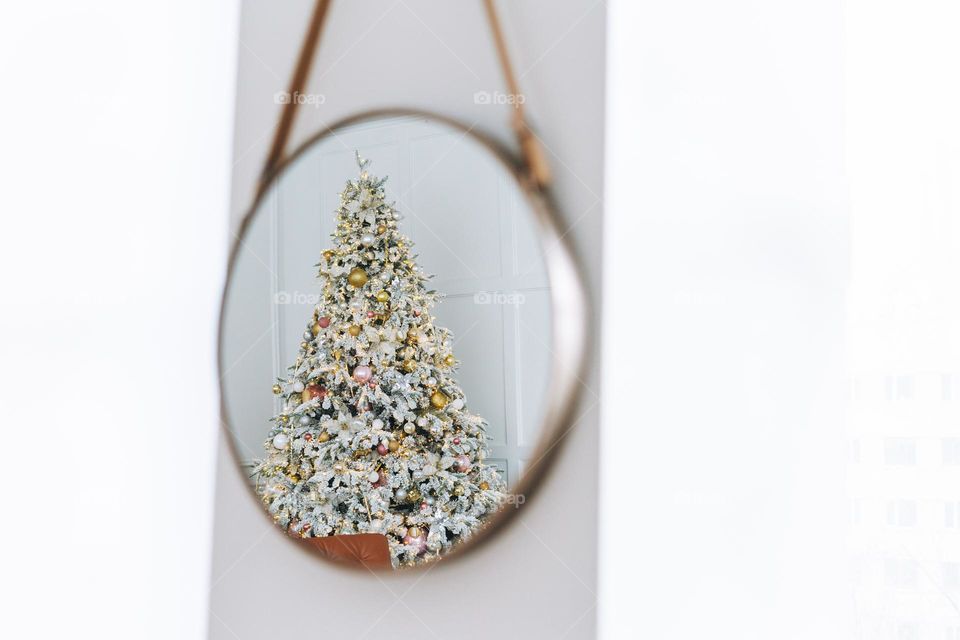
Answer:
(219, 111, 586, 570)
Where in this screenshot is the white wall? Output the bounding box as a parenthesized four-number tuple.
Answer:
(0, 2, 237, 639)
(603, 0, 848, 638)
(603, 1, 960, 639)
(842, 2, 960, 637)
(210, 2, 604, 638)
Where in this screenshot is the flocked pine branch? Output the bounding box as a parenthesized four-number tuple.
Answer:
(254, 154, 505, 567)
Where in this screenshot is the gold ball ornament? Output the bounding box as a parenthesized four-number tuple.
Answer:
(322, 250, 334, 261)
(479, 481, 490, 491)
(377, 224, 386, 234)
(403, 359, 417, 373)
(317, 432, 330, 443)
(388, 439, 400, 452)
(375, 290, 390, 303)
(453, 485, 464, 496)
(430, 391, 449, 410)
(278, 414, 290, 424)
(272, 384, 282, 395)
(347, 268, 368, 288)
(406, 330, 419, 344)
(311, 322, 322, 336)
(408, 526, 422, 538)
(348, 325, 362, 337)
(300, 341, 309, 350)
(443, 354, 455, 366)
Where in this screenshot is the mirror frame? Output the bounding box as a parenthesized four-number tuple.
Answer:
(218, 108, 590, 573)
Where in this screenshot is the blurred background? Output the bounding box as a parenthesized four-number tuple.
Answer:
(0, 1, 237, 637)
(1, 1, 958, 638)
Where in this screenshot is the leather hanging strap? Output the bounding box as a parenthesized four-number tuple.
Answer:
(260, 0, 551, 189)
(481, 0, 551, 187)
(262, 0, 333, 179)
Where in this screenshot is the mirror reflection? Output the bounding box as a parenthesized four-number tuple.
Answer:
(221, 116, 551, 568)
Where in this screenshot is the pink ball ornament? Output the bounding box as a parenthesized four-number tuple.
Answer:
(419, 502, 430, 512)
(372, 471, 387, 488)
(366, 310, 375, 318)
(452, 437, 461, 445)
(352, 365, 373, 383)
(403, 531, 427, 555)
(454, 454, 472, 473)
(317, 316, 331, 328)
(377, 443, 388, 455)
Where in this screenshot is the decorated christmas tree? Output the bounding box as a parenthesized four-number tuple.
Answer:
(255, 154, 505, 567)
